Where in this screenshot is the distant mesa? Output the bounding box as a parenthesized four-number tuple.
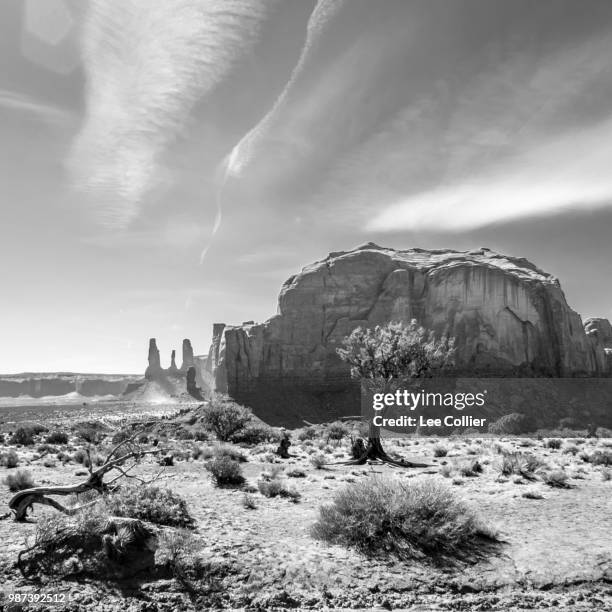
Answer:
(205, 244, 612, 426)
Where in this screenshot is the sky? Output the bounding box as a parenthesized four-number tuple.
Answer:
(1, 0, 612, 374)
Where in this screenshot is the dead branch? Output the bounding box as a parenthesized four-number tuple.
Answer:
(9, 437, 167, 521)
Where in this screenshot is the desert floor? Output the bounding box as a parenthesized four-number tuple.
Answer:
(0, 402, 611, 611)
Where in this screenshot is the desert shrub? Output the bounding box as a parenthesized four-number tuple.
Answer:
(175, 428, 195, 441)
(583, 450, 612, 466)
(4, 469, 35, 491)
(201, 397, 251, 441)
(205, 456, 245, 487)
(243, 493, 257, 509)
(439, 464, 452, 478)
(43, 458, 57, 468)
(297, 426, 318, 441)
(488, 413, 533, 435)
(73, 449, 89, 465)
(230, 423, 282, 445)
(543, 470, 571, 488)
(1, 449, 19, 468)
(311, 477, 497, 562)
(193, 429, 209, 442)
(325, 421, 349, 441)
(601, 468, 611, 482)
(46, 431, 69, 445)
(257, 478, 300, 501)
(545, 438, 562, 450)
(597, 427, 612, 438)
(104, 484, 194, 528)
(10, 427, 36, 446)
(518, 439, 536, 448)
(200, 444, 247, 463)
(432, 445, 448, 457)
(287, 469, 306, 478)
(498, 452, 545, 479)
(458, 459, 483, 477)
(37, 443, 56, 454)
(563, 445, 579, 455)
(522, 490, 543, 500)
(56, 451, 71, 464)
(74, 422, 107, 444)
(310, 454, 326, 469)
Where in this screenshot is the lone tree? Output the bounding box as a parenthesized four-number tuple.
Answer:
(336, 319, 455, 466)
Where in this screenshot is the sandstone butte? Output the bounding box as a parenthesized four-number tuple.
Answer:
(204, 244, 612, 426)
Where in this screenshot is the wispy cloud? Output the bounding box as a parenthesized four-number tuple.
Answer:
(0, 89, 73, 124)
(69, 0, 279, 227)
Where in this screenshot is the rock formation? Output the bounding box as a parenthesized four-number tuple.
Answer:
(142, 337, 207, 398)
(208, 244, 611, 425)
(181, 339, 195, 372)
(168, 350, 178, 373)
(145, 338, 162, 380)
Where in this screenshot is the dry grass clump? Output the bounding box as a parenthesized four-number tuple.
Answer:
(199, 444, 247, 463)
(498, 452, 545, 480)
(257, 476, 300, 502)
(458, 459, 483, 477)
(310, 454, 327, 469)
(287, 469, 306, 478)
(432, 445, 448, 457)
(581, 450, 612, 466)
(229, 423, 282, 445)
(522, 490, 544, 500)
(542, 469, 571, 489)
(312, 477, 497, 563)
(4, 469, 35, 491)
(205, 456, 245, 487)
(1, 449, 19, 468)
(104, 484, 195, 528)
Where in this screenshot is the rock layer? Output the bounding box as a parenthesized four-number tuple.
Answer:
(208, 244, 611, 425)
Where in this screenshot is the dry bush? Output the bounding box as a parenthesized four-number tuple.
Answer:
(310, 454, 326, 469)
(488, 413, 533, 435)
(243, 493, 257, 509)
(230, 423, 282, 445)
(433, 445, 448, 457)
(104, 484, 195, 528)
(4, 469, 35, 491)
(205, 456, 245, 487)
(325, 421, 349, 442)
(543, 469, 571, 488)
(297, 426, 318, 441)
(201, 397, 251, 441)
(287, 469, 306, 478)
(9, 427, 37, 446)
(312, 477, 498, 562)
(522, 490, 544, 499)
(498, 452, 545, 479)
(46, 431, 69, 445)
(601, 468, 611, 482)
(1, 449, 19, 468)
(582, 450, 612, 466)
(458, 459, 483, 477)
(545, 439, 563, 450)
(257, 478, 300, 502)
(199, 444, 246, 463)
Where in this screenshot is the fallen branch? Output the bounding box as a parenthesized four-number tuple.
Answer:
(9, 432, 167, 521)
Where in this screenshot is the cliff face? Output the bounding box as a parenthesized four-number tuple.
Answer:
(209, 244, 611, 425)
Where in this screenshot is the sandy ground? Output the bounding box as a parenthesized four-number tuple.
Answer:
(0, 407, 611, 611)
